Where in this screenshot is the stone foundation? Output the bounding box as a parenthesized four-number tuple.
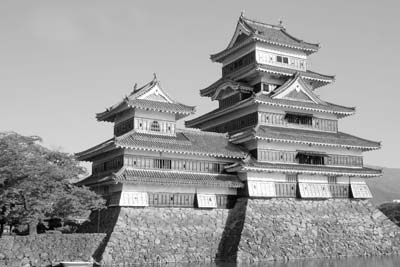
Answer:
(0, 233, 106, 266)
(218, 198, 400, 263)
(80, 199, 400, 265)
(80, 207, 230, 264)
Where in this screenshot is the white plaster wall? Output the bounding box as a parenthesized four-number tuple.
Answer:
(256, 42, 308, 58)
(239, 172, 287, 182)
(350, 177, 367, 184)
(298, 174, 328, 183)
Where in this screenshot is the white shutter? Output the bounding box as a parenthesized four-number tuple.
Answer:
(247, 181, 276, 197)
(351, 184, 372, 199)
(197, 194, 217, 208)
(299, 183, 331, 198)
(119, 192, 149, 207)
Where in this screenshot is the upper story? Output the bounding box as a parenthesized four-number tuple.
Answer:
(186, 73, 355, 134)
(96, 74, 196, 137)
(76, 76, 248, 187)
(210, 14, 334, 89)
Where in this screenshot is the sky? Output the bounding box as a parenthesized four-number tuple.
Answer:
(1, 0, 399, 168)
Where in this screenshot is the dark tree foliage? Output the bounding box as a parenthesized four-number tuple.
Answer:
(0, 132, 105, 235)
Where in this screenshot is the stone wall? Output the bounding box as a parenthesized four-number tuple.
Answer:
(80, 207, 230, 265)
(217, 198, 400, 263)
(0, 233, 106, 267)
(79, 199, 400, 265)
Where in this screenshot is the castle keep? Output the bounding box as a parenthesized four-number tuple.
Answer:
(77, 14, 381, 205)
(76, 15, 399, 264)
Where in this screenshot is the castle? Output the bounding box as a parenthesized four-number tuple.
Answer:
(77, 14, 381, 205)
(76, 15, 400, 264)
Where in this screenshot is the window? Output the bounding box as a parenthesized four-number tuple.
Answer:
(277, 55, 289, 64)
(296, 153, 325, 165)
(153, 159, 172, 169)
(150, 121, 160, 132)
(285, 113, 313, 126)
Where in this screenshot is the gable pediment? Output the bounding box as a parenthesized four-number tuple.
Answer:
(211, 80, 253, 101)
(272, 75, 325, 104)
(138, 84, 173, 103)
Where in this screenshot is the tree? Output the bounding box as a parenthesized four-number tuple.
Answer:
(0, 132, 105, 235)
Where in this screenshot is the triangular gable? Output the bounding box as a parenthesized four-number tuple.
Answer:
(137, 83, 174, 103)
(211, 80, 253, 100)
(272, 74, 325, 104)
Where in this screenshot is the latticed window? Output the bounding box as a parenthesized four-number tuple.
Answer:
(285, 113, 313, 126)
(153, 159, 171, 169)
(150, 121, 160, 132)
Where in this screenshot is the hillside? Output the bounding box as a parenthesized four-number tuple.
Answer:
(367, 167, 400, 205)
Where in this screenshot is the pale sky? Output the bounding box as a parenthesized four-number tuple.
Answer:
(1, 0, 399, 168)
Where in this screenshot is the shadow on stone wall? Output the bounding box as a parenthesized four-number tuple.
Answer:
(78, 207, 121, 262)
(216, 197, 248, 262)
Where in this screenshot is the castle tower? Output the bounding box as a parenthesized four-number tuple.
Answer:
(76, 75, 245, 208)
(185, 14, 381, 199)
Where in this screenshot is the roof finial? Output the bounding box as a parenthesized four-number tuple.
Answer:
(279, 19, 283, 26)
(240, 10, 245, 18)
(153, 72, 157, 82)
(133, 83, 137, 91)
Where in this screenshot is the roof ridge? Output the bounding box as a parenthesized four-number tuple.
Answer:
(279, 27, 320, 47)
(240, 14, 284, 31)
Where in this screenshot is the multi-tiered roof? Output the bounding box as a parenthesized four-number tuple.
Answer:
(186, 14, 381, 197)
(76, 76, 245, 192)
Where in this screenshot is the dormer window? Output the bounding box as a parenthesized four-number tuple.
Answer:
(285, 113, 313, 126)
(277, 55, 289, 64)
(150, 121, 160, 132)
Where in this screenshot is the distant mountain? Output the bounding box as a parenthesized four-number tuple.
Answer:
(366, 167, 400, 205)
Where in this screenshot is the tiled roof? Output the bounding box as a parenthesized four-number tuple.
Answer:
(127, 99, 195, 115)
(254, 94, 355, 117)
(96, 76, 195, 122)
(116, 129, 247, 159)
(114, 168, 244, 188)
(242, 16, 319, 51)
(256, 64, 335, 82)
(186, 93, 354, 129)
(247, 126, 381, 151)
(236, 161, 382, 178)
(211, 15, 319, 62)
